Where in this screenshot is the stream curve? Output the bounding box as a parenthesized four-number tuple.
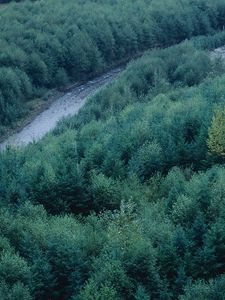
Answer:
(0, 67, 123, 150)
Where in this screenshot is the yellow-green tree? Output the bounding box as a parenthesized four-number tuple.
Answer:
(208, 107, 225, 156)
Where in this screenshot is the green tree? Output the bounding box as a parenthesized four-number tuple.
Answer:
(208, 106, 225, 157)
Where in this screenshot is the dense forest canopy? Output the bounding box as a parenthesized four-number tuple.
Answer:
(1, 35, 225, 298)
(1, 0, 225, 299)
(0, 0, 225, 134)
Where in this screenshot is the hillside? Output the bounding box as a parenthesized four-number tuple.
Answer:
(1, 1, 225, 299)
(0, 0, 225, 135)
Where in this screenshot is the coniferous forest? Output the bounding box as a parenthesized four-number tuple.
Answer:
(1, 0, 225, 299)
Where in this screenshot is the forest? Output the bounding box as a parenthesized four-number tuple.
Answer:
(1, 0, 225, 299)
(1, 0, 225, 134)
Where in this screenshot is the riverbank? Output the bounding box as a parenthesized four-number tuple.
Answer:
(0, 92, 60, 144)
(0, 67, 123, 150)
(0, 51, 145, 147)
(2, 44, 223, 150)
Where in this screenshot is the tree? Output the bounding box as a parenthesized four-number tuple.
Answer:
(208, 106, 225, 157)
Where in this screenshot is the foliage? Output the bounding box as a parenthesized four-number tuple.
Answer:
(1, 2, 225, 299)
(208, 106, 225, 157)
(0, 0, 225, 131)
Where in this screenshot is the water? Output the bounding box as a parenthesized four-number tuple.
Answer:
(212, 46, 225, 59)
(0, 67, 123, 150)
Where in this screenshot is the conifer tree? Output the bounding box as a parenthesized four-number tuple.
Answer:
(208, 106, 225, 157)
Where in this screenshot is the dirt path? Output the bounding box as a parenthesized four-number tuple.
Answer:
(0, 67, 123, 150)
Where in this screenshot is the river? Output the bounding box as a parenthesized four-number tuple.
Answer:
(0, 67, 123, 150)
(1, 46, 224, 151)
